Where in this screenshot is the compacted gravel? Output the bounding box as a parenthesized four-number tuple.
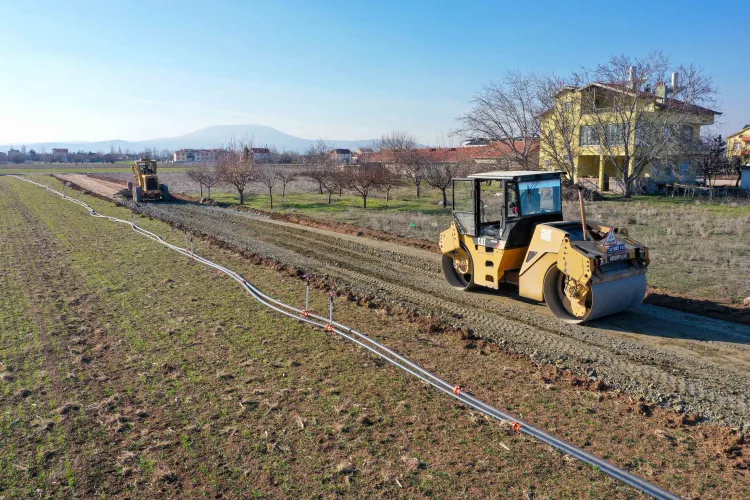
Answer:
(119, 198, 750, 427)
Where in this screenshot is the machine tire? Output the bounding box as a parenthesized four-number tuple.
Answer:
(442, 246, 475, 291)
(159, 184, 171, 201)
(132, 186, 143, 203)
(543, 265, 589, 324)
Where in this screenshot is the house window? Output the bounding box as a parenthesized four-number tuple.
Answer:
(682, 125, 693, 142)
(605, 124, 624, 146)
(663, 125, 673, 138)
(564, 102, 572, 112)
(734, 141, 741, 151)
(579, 125, 598, 146)
(680, 161, 690, 176)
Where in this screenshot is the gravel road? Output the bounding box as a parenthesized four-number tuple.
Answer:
(118, 198, 750, 426)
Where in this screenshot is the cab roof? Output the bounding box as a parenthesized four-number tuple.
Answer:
(467, 170, 563, 181)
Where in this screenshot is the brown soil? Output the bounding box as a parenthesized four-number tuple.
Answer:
(51, 174, 750, 422)
(3, 176, 750, 498)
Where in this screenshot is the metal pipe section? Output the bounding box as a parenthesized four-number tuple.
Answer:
(12, 176, 681, 500)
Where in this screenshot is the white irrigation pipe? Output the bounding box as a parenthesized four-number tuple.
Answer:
(14, 175, 681, 500)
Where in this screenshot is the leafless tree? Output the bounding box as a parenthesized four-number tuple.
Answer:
(256, 164, 280, 208)
(217, 140, 255, 204)
(536, 74, 586, 181)
(424, 153, 472, 208)
(371, 164, 402, 202)
(376, 131, 426, 197)
(186, 166, 206, 197)
(579, 52, 718, 197)
(277, 167, 297, 198)
(456, 70, 542, 169)
(306, 165, 343, 205)
(343, 165, 381, 208)
(201, 163, 220, 198)
(305, 138, 333, 193)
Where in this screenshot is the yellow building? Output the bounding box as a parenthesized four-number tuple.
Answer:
(540, 79, 721, 190)
(727, 124, 750, 165)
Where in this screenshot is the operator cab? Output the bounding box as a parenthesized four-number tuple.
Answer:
(136, 159, 156, 175)
(452, 171, 563, 249)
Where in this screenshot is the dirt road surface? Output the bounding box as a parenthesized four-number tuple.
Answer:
(65, 175, 750, 425)
(56, 173, 128, 198)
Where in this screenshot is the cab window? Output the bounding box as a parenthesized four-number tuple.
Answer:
(478, 180, 503, 236)
(518, 178, 562, 215)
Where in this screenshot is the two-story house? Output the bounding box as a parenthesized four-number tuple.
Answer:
(727, 124, 750, 165)
(329, 149, 352, 165)
(540, 73, 721, 191)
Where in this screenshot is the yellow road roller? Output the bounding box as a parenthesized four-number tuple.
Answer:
(439, 171, 649, 323)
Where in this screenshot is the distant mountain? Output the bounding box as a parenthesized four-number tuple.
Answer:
(0, 125, 377, 153)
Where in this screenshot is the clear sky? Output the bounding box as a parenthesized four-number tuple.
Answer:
(1, 0, 747, 145)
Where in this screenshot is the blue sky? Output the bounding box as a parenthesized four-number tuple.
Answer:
(1, 0, 747, 145)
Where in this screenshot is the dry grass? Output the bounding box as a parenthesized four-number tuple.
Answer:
(2, 176, 749, 498)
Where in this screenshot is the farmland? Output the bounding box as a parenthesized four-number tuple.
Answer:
(100, 170, 750, 306)
(2, 174, 750, 497)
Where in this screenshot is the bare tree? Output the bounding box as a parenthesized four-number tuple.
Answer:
(186, 166, 206, 197)
(579, 52, 718, 197)
(217, 140, 255, 204)
(277, 167, 297, 198)
(305, 138, 333, 193)
(200, 162, 220, 198)
(372, 164, 402, 202)
(696, 134, 726, 187)
(377, 131, 426, 197)
(536, 74, 586, 180)
(457, 70, 542, 169)
(256, 164, 280, 208)
(424, 153, 472, 208)
(343, 165, 381, 208)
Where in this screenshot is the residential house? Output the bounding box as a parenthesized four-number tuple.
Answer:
(539, 72, 721, 190)
(52, 148, 69, 162)
(727, 124, 750, 165)
(362, 141, 538, 169)
(6, 148, 22, 162)
(0, 152, 7, 163)
(251, 147, 272, 163)
(329, 149, 352, 165)
(352, 147, 374, 164)
(174, 149, 221, 163)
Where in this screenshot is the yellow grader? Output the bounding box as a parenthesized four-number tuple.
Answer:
(128, 158, 170, 202)
(439, 171, 649, 324)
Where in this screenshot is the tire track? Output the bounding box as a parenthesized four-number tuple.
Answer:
(125, 200, 750, 424)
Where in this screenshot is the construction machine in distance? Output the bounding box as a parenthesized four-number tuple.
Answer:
(439, 171, 649, 324)
(128, 158, 170, 202)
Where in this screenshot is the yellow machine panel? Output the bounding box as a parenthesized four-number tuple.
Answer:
(440, 172, 649, 324)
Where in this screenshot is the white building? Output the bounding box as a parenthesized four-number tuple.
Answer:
(174, 149, 220, 163)
(329, 148, 352, 165)
(251, 147, 272, 163)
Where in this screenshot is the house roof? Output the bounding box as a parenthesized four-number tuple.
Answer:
(581, 82, 722, 115)
(332, 149, 352, 154)
(362, 140, 538, 164)
(252, 148, 271, 154)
